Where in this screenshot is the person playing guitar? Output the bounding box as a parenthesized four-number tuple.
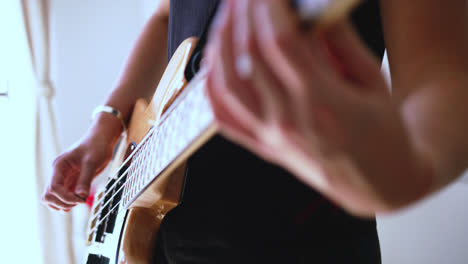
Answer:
(42, 0, 468, 263)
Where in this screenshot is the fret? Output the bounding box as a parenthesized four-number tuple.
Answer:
(140, 141, 150, 188)
(154, 131, 161, 177)
(121, 74, 214, 208)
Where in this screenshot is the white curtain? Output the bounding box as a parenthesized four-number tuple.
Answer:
(20, 1, 76, 263)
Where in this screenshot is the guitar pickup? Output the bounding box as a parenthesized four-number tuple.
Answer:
(86, 254, 109, 264)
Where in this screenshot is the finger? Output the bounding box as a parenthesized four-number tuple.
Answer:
(50, 166, 87, 204)
(206, 72, 278, 163)
(213, 0, 265, 123)
(253, 0, 316, 88)
(49, 205, 61, 211)
(232, 0, 287, 123)
(323, 20, 385, 90)
(75, 157, 97, 199)
(42, 192, 76, 210)
(253, 0, 348, 132)
(208, 53, 262, 137)
(205, 0, 231, 67)
(253, 1, 339, 97)
(206, 72, 259, 146)
(221, 0, 290, 127)
(233, 0, 254, 78)
(247, 42, 296, 131)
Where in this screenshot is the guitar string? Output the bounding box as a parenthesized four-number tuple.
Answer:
(89, 133, 158, 226)
(87, 144, 168, 237)
(87, 71, 208, 238)
(88, 70, 201, 212)
(88, 128, 175, 237)
(88, 95, 179, 230)
(90, 159, 133, 211)
(89, 122, 159, 211)
(88, 166, 131, 224)
(87, 182, 127, 236)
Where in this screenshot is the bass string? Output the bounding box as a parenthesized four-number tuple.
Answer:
(89, 70, 194, 213)
(89, 131, 163, 233)
(88, 164, 162, 238)
(87, 183, 127, 237)
(89, 158, 133, 215)
(88, 168, 130, 225)
(89, 69, 209, 237)
(91, 127, 157, 212)
(90, 78, 185, 212)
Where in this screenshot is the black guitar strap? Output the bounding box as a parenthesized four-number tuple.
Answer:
(184, 1, 220, 82)
(184, 0, 385, 83)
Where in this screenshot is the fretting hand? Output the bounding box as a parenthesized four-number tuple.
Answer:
(204, 0, 431, 216)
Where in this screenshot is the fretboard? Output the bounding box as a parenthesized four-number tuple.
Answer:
(121, 73, 214, 208)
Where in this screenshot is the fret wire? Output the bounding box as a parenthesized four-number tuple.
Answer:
(141, 139, 151, 187)
(91, 160, 134, 218)
(152, 133, 160, 177)
(88, 141, 167, 237)
(88, 177, 127, 229)
(89, 72, 211, 237)
(87, 190, 124, 236)
(148, 133, 155, 182)
(91, 116, 160, 221)
(89, 154, 147, 233)
(91, 128, 156, 211)
(88, 136, 168, 237)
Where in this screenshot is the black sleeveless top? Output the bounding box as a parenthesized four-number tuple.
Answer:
(155, 1, 384, 263)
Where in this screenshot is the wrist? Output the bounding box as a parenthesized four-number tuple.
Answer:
(88, 112, 125, 146)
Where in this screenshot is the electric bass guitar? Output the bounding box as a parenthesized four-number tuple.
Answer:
(84, 1, 361, 263)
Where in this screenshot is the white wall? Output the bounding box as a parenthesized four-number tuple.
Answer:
(49, 1, 157, 262)
(51, 0, 152, 149)
(378, 181, 468, 264)
(379, 54, 468, 264)
(0, 2, 43, 263)
(49, 2, 468, 264)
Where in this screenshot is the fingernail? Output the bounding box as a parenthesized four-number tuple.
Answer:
(236, 53, 253, 79)
(74, 193, 87, 201)
(211, 0, 231, 33)
(259, 1, 293, 37)
(75, 187, 88, 201)
(254, 2, 273, 40)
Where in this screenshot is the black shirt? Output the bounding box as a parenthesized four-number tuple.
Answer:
(156, 1, 384, 263)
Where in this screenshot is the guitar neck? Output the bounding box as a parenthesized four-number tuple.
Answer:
(121, 71, 215, 208)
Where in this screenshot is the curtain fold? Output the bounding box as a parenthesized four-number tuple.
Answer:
(20, 0, 76, 263)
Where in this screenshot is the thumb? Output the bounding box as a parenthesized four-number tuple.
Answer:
(321, 20, 384, 88)
(75, 158, 97, 200)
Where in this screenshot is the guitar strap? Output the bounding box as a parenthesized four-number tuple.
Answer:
(179, 1, 220, 203)
(184, 0, 385, 82)
(184, 1, 220, 82)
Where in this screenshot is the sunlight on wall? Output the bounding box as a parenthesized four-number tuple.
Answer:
(0, 2, 44, 264)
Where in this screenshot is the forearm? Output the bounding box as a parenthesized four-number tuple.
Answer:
(402, 74, 468, 193)
(93, 7, 169, 143)
(372, 0, 468, 213)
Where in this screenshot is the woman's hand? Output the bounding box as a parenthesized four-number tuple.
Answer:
(204, 0, 431, 216)
(41, 114, 123, 212)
